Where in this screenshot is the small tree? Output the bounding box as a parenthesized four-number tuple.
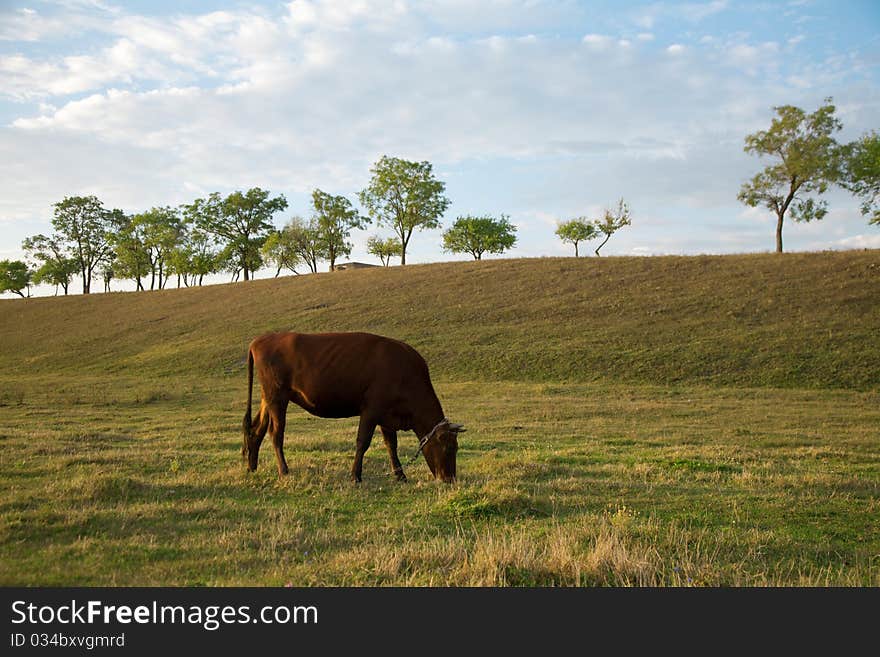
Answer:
(555, 219, 597, 257)
(111, 214, 150, 291)
(312, 189, 368, 271)
(366, 235, 402, 266)
(841, 131, 880, 225)
(593, 199, 631, 256)
(132, 206, 186, 290)
(0, 260, 33, 298)
(166, 243, 193, 288)
(186, 228, 220, 286)
(22, 234, 76, 295)
(100, 260, 115, 293)
(738, 98, 843, 252)
(32, 258, 78, 296)
(261, 229, 303, 277)
(283, 216, 326, 274)
(359, 155, 450, 265)
(442, 214, 517, 260)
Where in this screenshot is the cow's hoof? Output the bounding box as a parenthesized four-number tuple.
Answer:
(395, 472, 407, 482)
(350, 474, 362, 483)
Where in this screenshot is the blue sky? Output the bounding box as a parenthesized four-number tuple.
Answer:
(1, 0, 878, 294)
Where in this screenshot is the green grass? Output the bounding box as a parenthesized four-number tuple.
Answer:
(0, 252, 878, 585)
(2, 251, 878, 388)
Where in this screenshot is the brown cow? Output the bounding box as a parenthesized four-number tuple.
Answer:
(242, 331, 465, 482)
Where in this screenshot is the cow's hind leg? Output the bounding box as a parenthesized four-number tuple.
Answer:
(351, 414, 377, 483)
(245, 401, 270, 471)
(380, 426, 406, 482)
(268, 399, 290, 477)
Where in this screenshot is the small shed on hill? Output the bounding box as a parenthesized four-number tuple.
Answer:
(334, 262, 379, 271)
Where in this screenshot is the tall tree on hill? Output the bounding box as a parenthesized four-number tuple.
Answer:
(738, 98, 843, 253)
(312, 188, 368, 271)
(359, 156, 450, 265)
(111, 215, 151, 291)
(132, 206, 187, 290)
(593, 199, 632, 256)
(442, 214, 517, 260)
(555, 218, 596, 257)
(840, 130, 880, 225)
(51, 195, 123, 294)
(22, 234, 77, 295)
(0, 260, 32, 298)
(185, 188, 288, 281)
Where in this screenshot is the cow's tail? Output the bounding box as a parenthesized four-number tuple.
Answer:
(242, 347, 254, 458)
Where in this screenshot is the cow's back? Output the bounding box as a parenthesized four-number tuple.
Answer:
(250, 332, 438, 421)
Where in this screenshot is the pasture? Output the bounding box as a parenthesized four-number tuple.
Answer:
(1, 252, 878, 585)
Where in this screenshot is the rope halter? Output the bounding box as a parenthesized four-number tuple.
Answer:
(405, 418, 450, 465)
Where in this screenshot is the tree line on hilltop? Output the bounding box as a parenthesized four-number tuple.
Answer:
(3, 154, 617, 298)
(1, 98, 877, 298)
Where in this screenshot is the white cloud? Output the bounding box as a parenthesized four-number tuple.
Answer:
(725, 41, 780, 75)
(632, 1, 728, 30)
(667, 44, 685, 54)
(680, 0, 729, 22)
(834, 234, 880, 249)
(582, 33, 612, 49)
(0, 4, 113, 41)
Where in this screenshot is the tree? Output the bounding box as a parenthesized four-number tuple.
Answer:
(32, 258, 78, 296)
(312, 189, 368, 271)
(51, 195, 123, 294)
(99, 260, 115, 293)
(442, 214, 517, 260)
(185, 228, 220, 286)
(359, 155, 450, 265)
(555, 219, 597, 257)
(738, 98, 843, 253)
(166, 243, 192, 288)
(22, 234, 76, 295)
(840, 131, 880, 225)
(261, 229, 303, 277)
(0, 260, 32, 298)
(132, 206, 186, 290)
(185, 188, 287, 281)
(593, 199, 632, 256)
(366, 235, 402, 266)
(110, 214, 151, 291)
(283, 216, 326, 274)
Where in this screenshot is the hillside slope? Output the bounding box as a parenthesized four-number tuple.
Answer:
(1, 251, 878, 388)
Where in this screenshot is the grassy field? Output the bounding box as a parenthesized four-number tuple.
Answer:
(1, 252, 878, 585)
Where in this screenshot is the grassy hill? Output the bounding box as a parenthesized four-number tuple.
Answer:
(1, 250, 878, 389)
(1, 251, 878, 586)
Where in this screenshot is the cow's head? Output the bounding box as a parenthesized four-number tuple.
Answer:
(422, 419, 465, 483)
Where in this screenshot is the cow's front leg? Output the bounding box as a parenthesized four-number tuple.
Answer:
(351, 415, 377, 482)
(380, 426, 406, 482)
